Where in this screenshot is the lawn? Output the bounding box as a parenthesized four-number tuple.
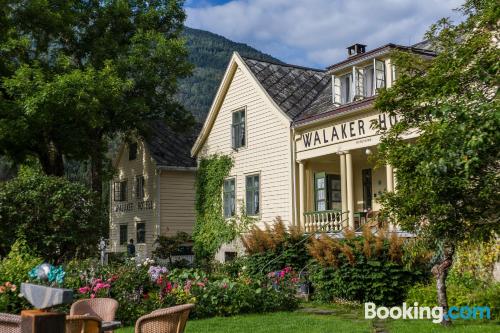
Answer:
(116, 304, 499, 333)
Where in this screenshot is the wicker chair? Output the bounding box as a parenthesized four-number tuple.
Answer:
(0, 313, 21, 333)
(66, 315, 101, 333)
(70, 298, 118, 333)
(135, 304, 194, 333)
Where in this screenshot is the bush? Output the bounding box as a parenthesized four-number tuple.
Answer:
(0, 166, 99, 261)
(240, 218, 309, 274)
(307, 228, 429, 305)
(62, 259, 299, 326)
(0, 239, 42, 313)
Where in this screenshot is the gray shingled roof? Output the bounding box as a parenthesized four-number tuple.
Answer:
(242, 57, 330, 120)
(144, 121, 199, 168)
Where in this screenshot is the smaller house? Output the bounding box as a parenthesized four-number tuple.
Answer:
(109, 121, 199, 259)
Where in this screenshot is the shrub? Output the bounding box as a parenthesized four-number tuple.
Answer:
(240, 217, 309, 274)
(307, 228, 429, 305)
(0, 239, 42, 313)
(62, 259, 299, 325)
(0, 166, 99, 261)
(406, 280, 500, 319)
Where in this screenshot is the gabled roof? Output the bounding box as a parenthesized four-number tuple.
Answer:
(242, 57, 330, 120)
(144, 121, 199, 169)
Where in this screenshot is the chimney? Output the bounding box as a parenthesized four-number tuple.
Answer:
(347, 44, 366, 57)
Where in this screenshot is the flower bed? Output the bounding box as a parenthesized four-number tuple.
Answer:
(64, 258, 299, 326)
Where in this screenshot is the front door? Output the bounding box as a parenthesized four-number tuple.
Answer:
(362, 169, 372, 211)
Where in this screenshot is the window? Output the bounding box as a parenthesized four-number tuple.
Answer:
(223, 178, 236, 218)
(340, 74, 352, 104)
(363, 65, 374, 97)
(315, 173, 342, 211)
(119, 225, 128, 245)
(375, 59, 386, 90)
(135, 175, 145, 199)
(231, 110, 246, 149)
(136, 222, 146, 244)
(113, 180, 128, 202)
(129, 142, 137, 160)
(245, 174, 260, 215)
(329, 175, 342, 210)
(332, 59, 386, 105)
(314, 172, 327, 211)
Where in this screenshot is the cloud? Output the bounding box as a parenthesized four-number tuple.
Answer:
(186, 0, 464, 68)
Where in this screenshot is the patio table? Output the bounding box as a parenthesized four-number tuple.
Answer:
(101, 320, 122, 332)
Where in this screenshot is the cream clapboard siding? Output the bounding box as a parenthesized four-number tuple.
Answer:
(199, 64, 292, 227)
(159, 170, 196, 236)
(109, 141, 159, 256)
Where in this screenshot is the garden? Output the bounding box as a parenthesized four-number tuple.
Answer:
(1, 216, 498, 331)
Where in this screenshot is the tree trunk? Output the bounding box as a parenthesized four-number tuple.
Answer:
(431, 245, 454, 326)
(39, 141, 65, 176)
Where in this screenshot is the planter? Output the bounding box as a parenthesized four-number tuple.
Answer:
(20, 283, 73, 309)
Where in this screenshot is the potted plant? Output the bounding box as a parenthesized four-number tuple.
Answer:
(20, 263, 73, 309)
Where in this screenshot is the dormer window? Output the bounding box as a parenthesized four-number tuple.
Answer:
(333, 59, 386, 106)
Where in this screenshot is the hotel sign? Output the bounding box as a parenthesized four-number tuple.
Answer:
(297, 112, 399, 152)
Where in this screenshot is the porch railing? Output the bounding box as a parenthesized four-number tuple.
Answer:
(303, 210, 346, 233)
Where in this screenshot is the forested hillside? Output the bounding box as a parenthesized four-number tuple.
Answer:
(178, 27, 281, 120)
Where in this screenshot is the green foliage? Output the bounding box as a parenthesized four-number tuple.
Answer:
(153, 232, 191, 264)
(406, 281, 500, 319)
(0, 238, 42, 312)
(193, 155, 238, 259)
(307, 232, 429, 305)
(239, 218, 309, 275)
(375, 0, 499, 249)
(0, 0, 193, 228)
(178, 27, 281, 120)
(0, 166, 99, 260)
(61, 260, 298, 326)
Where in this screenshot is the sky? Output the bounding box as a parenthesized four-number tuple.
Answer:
(184, 0, 465, 68)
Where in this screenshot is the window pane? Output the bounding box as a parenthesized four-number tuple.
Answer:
(136, 223, 145, 243)
(317, 201, 326, 211)
(119, 225, 127, 245)
(254, 190, 259, 214)
(363, 65, 374, 97)
(316, 177, 325, 189)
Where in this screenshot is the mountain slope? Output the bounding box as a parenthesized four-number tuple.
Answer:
(178, 27, 282, 120)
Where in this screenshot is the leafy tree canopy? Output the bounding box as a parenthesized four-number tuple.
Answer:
(375, 0, 499, 323)
(0, 0, 193, 176)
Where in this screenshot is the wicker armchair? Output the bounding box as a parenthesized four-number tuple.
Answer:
(66, 315, 101, 333)
(135, 304, 194, 333)
(0, 313, 21, 333)
(70, 298, 118, 333)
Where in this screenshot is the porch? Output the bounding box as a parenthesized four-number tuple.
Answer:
(296, 147, 395, 233)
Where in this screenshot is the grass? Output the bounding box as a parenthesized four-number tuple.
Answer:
(116, 303, 499, 333)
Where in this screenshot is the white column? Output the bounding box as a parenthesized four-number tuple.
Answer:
(340, 153, 348, 227)
(298, 161, 305, 228)
(386, 164, 394, 192)
(345, 151, 355, 229)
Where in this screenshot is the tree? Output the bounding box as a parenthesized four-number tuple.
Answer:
(152, 232, 191, 265)
(0, 166, 100, 262)
(0, 0, 194, 232)
(375, 0, 499, 325)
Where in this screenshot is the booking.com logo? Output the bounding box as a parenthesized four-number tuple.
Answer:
(365, 302, 491, 324)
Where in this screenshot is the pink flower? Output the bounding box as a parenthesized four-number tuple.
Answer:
(196, 282, 205, 288)
(78, 286, 90, 294)
(10, 285, 16, 292)
(221, 282, 228, 289)
(90, 293, 96, 299)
